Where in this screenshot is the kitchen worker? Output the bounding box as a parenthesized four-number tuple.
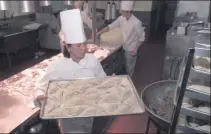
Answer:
(58, 0, 92, 42)
(97, 1, 145, 76)
(34, 9, 106, 133)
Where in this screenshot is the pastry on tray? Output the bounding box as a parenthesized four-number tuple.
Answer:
(193, 56, 210, 72)
(41, 76, 144, 119)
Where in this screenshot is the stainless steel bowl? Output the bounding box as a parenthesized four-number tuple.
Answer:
(141, 80, 177, 131)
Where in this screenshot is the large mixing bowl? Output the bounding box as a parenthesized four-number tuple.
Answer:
(141, 80, 177, 131)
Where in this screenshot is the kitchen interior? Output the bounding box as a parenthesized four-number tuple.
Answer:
(0, 0, 210, 134)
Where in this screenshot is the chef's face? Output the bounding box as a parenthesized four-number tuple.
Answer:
(67, 43, 86, 59)
(120, 10, 130, 18)
(74, 2, 83, 10)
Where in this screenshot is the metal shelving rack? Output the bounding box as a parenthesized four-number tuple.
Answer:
(168, 32, 210, 134)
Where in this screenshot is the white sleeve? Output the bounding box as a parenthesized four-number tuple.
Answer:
(108, 17, 121, 30)
(34, 63, 57, 98)
(34, 75, 49, 98)
(91, 56, 106, 77)
(85, 15, 92, 29)
(82, 12, 92, 29)
(135, 21, 146, 44)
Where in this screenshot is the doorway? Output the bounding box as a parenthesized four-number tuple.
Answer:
(155, 0, 178, 39)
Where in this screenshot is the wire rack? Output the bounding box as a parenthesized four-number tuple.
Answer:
(168, 32, 210, 133)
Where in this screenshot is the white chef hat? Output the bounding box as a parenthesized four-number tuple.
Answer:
(121, 1, 134, 11)
(60, 9, 86, 44)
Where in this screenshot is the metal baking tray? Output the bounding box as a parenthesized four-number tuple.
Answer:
(193, 57, 210, 71)
(177, 124, 209, 134)
(180, 106, 210, 121)
(195, 36, 210, 49)
(40, 75, 145, 119)
(194, 47, 210, 57)
(177, 115, 210, 133)
(188, 68, 210, 87)
(185, 87, 210, 103)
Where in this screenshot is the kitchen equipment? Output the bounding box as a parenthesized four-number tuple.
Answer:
(21, 1, 35, 13)
(141, 80, 177, 132)
(0, 0, 8, 10)
(177, 23, 188, 35)
(111, 0, 116, 20)
(105, 1, 111, 21)
(64, 0, 72, 6)
(169, 34, 211, 133)
(39, 0, 51, 7)
(40, 75, 145, 119)
(0, 0, 8, 21)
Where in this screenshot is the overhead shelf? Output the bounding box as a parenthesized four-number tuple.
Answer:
(181, 106, 210, 121)
(177, 124, 210, 134)
(169, 30, 210, 133)
(185, 87, 210, 103)
(188, 68, 210, 89)
(194, 47, 210, 57)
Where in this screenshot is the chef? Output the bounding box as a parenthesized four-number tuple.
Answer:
(59, 0, 92, 42)
(34, 9, 106, 133)
(97, 1, 145, 76)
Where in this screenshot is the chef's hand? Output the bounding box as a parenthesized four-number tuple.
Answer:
(36, 95, 47, 101)
(97, 27, 109, 36)
(131, 48, 138, 56)
(33, 95, 47, 108)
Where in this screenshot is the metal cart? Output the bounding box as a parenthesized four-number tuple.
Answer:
(168, 33, 210, 133)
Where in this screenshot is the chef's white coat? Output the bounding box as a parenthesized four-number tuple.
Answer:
(108, 14, 145, 51)
(35, 53, 106, 133)
(35, 53, 105, 97)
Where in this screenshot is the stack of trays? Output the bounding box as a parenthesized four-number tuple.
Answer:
(177, 36, 210, 134)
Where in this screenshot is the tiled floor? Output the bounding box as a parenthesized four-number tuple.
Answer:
(0, 38, 166, 133)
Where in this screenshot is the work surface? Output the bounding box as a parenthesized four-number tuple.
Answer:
(0, 43, 122, 133)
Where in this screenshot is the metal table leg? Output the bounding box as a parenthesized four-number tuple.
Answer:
(145, 117, 151, 134)
(156, 128, 161, 134)
(146, 116, 168, 134)
(3, 42, 12, 69)
(34, 27, 47, 60)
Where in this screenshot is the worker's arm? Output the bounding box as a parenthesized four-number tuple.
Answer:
(135, 21, 146, 47)
(98, 16, 121, 35)
(95, 63, 107, 77)
(90, 55, 106, 77)
(131, 21, 146, 56)
(34, 63, 58, 105)
(108, 16, 121, 30)
(97, 26, 109, 35)
(84, 14, 92, 29)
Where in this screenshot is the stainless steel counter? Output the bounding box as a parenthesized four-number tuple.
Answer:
(0, 24, 47, 69)
(165, 29, 191, 57)
(1, 43, 124, 133)
(0, 27, 35, 37)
